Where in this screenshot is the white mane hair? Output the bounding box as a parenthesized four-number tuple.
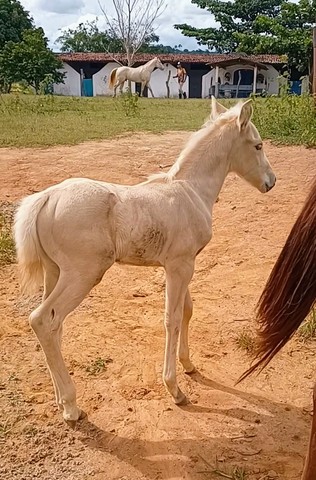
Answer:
(147, 101, 243, 184)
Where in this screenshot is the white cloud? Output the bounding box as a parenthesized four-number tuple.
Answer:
(35, 0, 84, 14)
(20, 0, 216, 51)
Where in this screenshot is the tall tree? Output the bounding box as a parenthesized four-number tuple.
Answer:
(0, 0, 34, 49)
(0, 28, 65, 93)
(56, 19, 123, 53)
(175, 0, 315, 73)
(56, 19, 163, 54)
(175, 0, 283, 53)
(236, 0, 316, 74)
(98, 0, 166, 65)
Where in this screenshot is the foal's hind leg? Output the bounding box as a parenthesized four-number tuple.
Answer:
(39, 259, 62, 408)
(178, 289, 196, 373)
(30, 260, 113, 423)
(42, 259, 60, 301)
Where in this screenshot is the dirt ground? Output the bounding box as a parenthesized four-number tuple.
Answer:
(0, 133, 315, 480)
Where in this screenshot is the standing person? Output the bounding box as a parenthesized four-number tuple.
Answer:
(174, 61, 187, 99)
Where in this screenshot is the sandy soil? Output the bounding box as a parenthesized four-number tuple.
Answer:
(0, 133, 315, 480)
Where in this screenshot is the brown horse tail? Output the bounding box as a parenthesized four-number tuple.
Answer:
(238, 176, 316, 383)
(109, 68, 118, 88)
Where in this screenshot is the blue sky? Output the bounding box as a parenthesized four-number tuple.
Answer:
(19, 0, 216, 51)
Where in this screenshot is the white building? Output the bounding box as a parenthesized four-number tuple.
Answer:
(53, 53, 285, 99)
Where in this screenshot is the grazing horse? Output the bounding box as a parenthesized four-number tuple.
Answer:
(14, 98, 276, 426)
(238, 177, 316, 480)
(109, 57, 164, 97)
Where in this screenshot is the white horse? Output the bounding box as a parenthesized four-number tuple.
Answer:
(14, 98, 276, 426)
(109, 57, 164, 97)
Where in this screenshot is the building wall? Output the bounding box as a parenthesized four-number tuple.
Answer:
(93, 62, 136, 96)
(265, 65, 280, 94)
(53, 63, 81, 96)
(202, 64, 280, 97)
(54, 61, 282, 98)
(147, 63, 188, 98)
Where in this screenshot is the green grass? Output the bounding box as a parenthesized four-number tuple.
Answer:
(0, 211, 15, 266)
(251, 94, 316, 147)
(0, 93, 315, 148)
(0, 94, 210, 148)
(298, 308, 316, 341)
(84, 356, 113, 376)
(235, 330, 256, 354)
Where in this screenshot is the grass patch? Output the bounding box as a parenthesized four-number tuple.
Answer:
(235, 331, 256, 354)
(298, 308, 316, 341)
(251, 94, 316, 147)
(84, 356, 113, 376)
(0, 94, 210, 148)
(0, 208, 15, 266)
(0, 93, 315, 148)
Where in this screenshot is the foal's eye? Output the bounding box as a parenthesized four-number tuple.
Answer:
(255, 144, 262, 151)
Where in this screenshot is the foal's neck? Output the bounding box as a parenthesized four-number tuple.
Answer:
(169, 125, 233, 209)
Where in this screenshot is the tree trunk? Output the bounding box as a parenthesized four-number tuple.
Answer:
(127, 49, 133, 94)
(166, 70, 171, 98)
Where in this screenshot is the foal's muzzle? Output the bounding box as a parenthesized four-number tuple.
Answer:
(265, 175, 276, 192)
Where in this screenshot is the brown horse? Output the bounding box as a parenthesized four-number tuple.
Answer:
(239, 176, 316, 480)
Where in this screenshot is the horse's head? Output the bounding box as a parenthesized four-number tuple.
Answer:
(154, 57, 164, 70)
(211, 97, 276, 194)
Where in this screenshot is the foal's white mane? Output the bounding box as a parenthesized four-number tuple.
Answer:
(147, 103, 242, 184)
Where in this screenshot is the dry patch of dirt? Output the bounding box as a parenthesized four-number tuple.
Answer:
(0, 133, 315, 480)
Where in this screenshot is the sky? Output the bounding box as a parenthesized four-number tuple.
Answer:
(19, 0, 216, 51)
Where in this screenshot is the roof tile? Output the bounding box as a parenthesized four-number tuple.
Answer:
(57, 52, 284, 65)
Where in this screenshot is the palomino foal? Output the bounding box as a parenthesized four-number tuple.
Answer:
(15, 98, 276, 425)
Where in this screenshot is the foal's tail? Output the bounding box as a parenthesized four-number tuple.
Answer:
(14, 191, 49, 295)
(238, 177, 316, 383)
(109, 68, 118, 88)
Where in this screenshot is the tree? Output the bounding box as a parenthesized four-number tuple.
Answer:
(56, 19, 123, 53)
(56, 16, 211, 56)
(175, 0, 316, 74)
(236, 0, 316, 74)
(98, 0, 166, 65)
(0, 28, 65, 93)
(175, 0, 283, 53)
(56, 18, 163, 54)
(0, 0, 34, 50)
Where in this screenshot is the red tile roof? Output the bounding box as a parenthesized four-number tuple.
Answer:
(57, 52, 284, 65)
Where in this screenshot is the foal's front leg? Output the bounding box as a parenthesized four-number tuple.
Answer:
(163, 259, 194, 405)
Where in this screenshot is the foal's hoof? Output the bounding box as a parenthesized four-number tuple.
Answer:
(64, 409, 87, 429)
(78, 409, 87, 420)
(184, 364, 197, 375)
(173, 390, 188, 406)
(65, 419, 78, 430)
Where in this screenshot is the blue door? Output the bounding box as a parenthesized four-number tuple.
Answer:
(290, 80, 302, 95)
(82, 78, 93, 97)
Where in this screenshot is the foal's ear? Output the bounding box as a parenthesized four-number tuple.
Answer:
(237, 99, 253, 130)
(210, 96, 228, 120)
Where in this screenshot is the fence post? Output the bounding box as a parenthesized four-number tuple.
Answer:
(313, 26, 316, 105)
